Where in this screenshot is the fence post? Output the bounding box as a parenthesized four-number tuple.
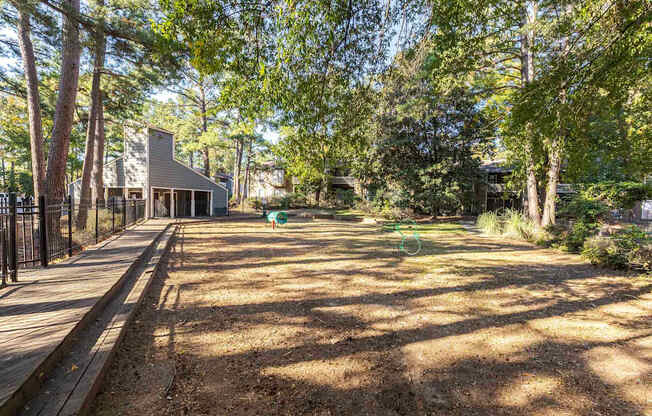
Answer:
(122, 198, 126, 230)
(68, 196, 73, 257)
(2, 213, 8, 287)
(95, 198, 99, 244)
(8, 193, 17, 282)
(112, 199, 115, 233)
(39, 195, 48, 267)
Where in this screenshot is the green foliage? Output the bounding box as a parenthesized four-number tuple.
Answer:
(245, 197, 262, 210)
(477, 212, 502, 235)
(558, 197, 610, 223)
(580, 182, 652, 210)
(502, 209, 535, 240)
(17, 171, 33, 196)
(477, 209, 535, 240)
(563, 221, 599, 253)
(368, 84, 489, 216)
(536, 220, 599, 254)
(350, 196, 411, 220)
(582, 227, 651, 272)
(277, 192, 308, 209)
(330, 188, 356, 208)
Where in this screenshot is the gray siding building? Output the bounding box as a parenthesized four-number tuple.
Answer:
(70, 125, 228, 218)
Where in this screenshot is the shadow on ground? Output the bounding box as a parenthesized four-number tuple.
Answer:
(92, 218, 651, 416)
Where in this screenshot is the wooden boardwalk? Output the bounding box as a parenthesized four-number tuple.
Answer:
(0, 219, 172, 412)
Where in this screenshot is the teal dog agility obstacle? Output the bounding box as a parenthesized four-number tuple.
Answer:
(267, 211, 288, 229)
(383, 219, 422, 255)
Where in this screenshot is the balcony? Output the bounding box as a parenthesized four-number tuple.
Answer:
(331, 176, 356, 187)
(487, 183, 574, 194)
(331, 176, 355, 188)
(557, 184, 574, 194)
(487, 183, 507, 193)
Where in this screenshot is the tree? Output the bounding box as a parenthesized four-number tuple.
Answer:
(426, 0, 650, 226)
(155, 0, 423, 206)
(76, 0, 106, 228)
(367, 44, 491, 216)
(45, 0, 81, 204)
(15, 1, 46, 201)
(425, 0, 545, 222)
(91, 91, 105, 201)
(164, 67, 224, 177)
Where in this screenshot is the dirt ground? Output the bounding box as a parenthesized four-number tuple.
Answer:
(91, 218, 651, 416)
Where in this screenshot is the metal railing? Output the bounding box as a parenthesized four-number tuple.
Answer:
(1, 194, 146, 287)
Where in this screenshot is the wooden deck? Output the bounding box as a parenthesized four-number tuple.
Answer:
(0, 219, 172, 413)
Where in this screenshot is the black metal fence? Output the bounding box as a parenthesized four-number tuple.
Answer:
(1, 194, 146, 287)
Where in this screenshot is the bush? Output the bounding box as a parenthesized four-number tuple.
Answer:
(477, 209, 536, 239)
(280, 192, 308, 208)
(563, 220, 598, 253)
(502, 209, 535, 240)
(477, 211, 502, 235)
(582, 226, 651, 271)
(558, 196, 609, 223)
(351, 197, 410, 220)
(582, 182, 652, 210)
(335, 188, 356, 207)
(354, 199, 374, 214)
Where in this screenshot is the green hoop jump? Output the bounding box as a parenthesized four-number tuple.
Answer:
(386, 219, 422, 255)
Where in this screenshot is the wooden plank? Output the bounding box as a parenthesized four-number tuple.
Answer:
(0, 220, 171, 416)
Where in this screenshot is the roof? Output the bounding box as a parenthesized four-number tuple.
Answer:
(257, 160, 285, 170)
(215, 172, 233, 180)
(147, 125, 176, 135)
(480, 159, 513, 173)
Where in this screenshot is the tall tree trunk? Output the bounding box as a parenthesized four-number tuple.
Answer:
(1, 156, 5, 189)
(9, 162, 16, 192)
(524, 143, 540, 226)
(520, 1, 541, 226)
(76, 20, 105, 228)
(17, 7, 46, 201)
(541, 3, 572, 228)
(92, 90, 106, 203)
(232, 143, 238, 203)
(91, 3, 106, 205)
(315, 183, 321, 207)
(199, 85, 211, 177)
(234, 138, 244, 204)
(541, 139, 561, 227)
(202, 146, 211, 177)
(243, 139, 253, 200)
(45, 0, 81, 205)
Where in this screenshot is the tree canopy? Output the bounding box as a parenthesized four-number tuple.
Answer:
(0, 0, 649, 222)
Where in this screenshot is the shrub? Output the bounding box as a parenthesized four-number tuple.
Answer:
(582, 182, 652, 210)
(379, 205, 411, 220)
(335, 188, 356, 207)
(280, 192, 308, 208)
(582, 226, 651, 271)
(477, 211, 502, 235)
(558, 196, 609, 223)
(502, 209, 535, 240)
(562, 221, 598, 253)
(354, 199, 374, 214)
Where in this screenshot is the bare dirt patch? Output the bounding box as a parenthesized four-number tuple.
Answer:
(92, 218, 651, 416)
